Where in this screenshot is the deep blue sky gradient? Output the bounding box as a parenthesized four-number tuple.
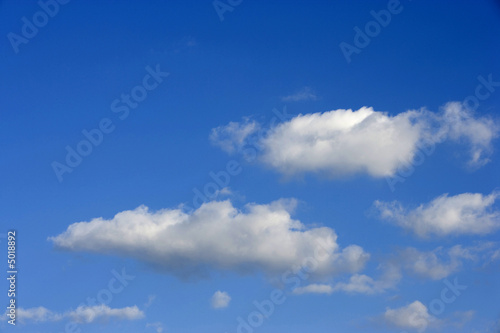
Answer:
(1, 1, 500, 332)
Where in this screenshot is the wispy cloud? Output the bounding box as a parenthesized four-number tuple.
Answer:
(293, 242, 498, 296)
(209, 119, 260, 153)
(293, 263, 401, 295)
(395, 244, 496, 279)
(5, 305, 144, 324)
(144, 295, 156, 309)
(281, 87, 318, 102)
(146, 321, 164, 333)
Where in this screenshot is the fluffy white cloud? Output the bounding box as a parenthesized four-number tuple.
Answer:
(383, 301, 436, 332)
(375, 191, 500, 237)
(50, 199, 369, 279)
(281, 87, 318, 102)
(211, 102, 498, 177)
(9, 305, 143, 324)
(261, 106, 422, 177)
(211, 291, 231, 308)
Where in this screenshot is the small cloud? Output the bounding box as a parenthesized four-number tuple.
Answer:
(211, 290, 231, 309)
(281, 87, 318, 102)
(293, 264, 400, 296)
(382, 301, 437, 332)
(331, 266, 401, 295)
(209, 119, 260, 153)
(292, 284, 333, 295)
(146, 321, 164, 333)
(145, 295, 156, 308)
(214, 187, 232, 198)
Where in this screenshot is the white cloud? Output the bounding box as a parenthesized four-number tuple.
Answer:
(332, 263, 401, 294)
(67, 305, 144, 323)
(281, 87, 318, 102)
(383, 301, 436, 332)
(440, 102, 498, 167)
(261, 106, 421, 177)
(9, 305, 144, 324)
(397, 245, 482, 280)
(292, 284, 334, 295)
(211, 102, 498, 177)
(50, 199, 368, 279)
(294, 263, 401, 295)
(375, 191, 500, 237)
(332, 274, 380, 294)
(211, 290, 231, 308)
(295, 242, 498, 296)
(209, 119, 260, 153)
(15, 307, 62, 323)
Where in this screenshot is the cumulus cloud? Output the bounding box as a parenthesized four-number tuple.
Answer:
(50, 199, 369, 279)
(383, 301, 436, 332)
(211, 102, 498, 177)
(8, 305, 144, 324)
(211, 291, 231, 308)
(374, 191, 500, 237)
(281, 87, 318, 102)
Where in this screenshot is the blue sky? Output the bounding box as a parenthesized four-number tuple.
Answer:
(1, 0, 500, 332)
